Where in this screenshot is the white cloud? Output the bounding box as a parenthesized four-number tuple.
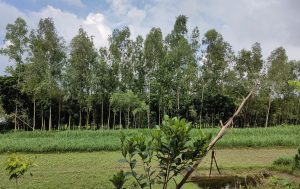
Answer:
(29, 6, 111, 47)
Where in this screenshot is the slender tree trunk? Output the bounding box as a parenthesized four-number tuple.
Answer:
(265, 94, 272, 127)
(107, 105, 111, 129)
(86, 108, 90, 128)
(158, 102, 161, 126)
(68, 114, 71, 130)
(148, 82, 151, 129)
(200, 84, 205, 128)
(49, 100, 52, 131)
(119, 109, 122, 129)
(79, 104, 82, 129)
(101, 99, 104, 128)
(93, 109, 96, 130)
(127, 108, 130, 129)
(15, 105, 17, 130)
(113, 111, 116, 129)
(33, 99, 36, 130)
(41, 108, 44, 130)
(58, 99, 61, 130)
(177, 88, 180, 117)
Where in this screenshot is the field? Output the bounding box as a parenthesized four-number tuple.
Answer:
(0, 126, 300, 188)
(1, 125, 300, 153)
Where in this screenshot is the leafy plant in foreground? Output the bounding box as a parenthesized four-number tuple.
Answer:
(5, 154, 33, 186)
(114, 115, 211, 189)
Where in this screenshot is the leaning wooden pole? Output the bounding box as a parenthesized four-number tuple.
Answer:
(176, 82, 259, 189)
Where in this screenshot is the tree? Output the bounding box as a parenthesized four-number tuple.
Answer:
(0, 17, 29, 130)
(65, 28, 97, 128)
(29, 18, 66, 131)
(144, 27, 166, 127)
(264, 47, 292, 127)
(201, 29, 234, 94)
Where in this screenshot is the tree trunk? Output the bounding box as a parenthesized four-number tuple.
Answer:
(86, 108, 90, 128)
(101, 99, 104, 129)
(41, 108, 44, 130)
(58, 99, 61, 130)
(148, 83, 151, 129)
(49, 101, 52, 131)
(127, 108, 130, 129)
(68, 114, 71, 130)
(200, 84, 205, 128)
(119, 109, 122, 129)
(15, 105, 17, 130)
(107, 105, 111, 129)
(177, 88, 180, 117)
(158, 102, 161, 126)
(176, 85, 257, 189)
(79, 104, 82, 129)
(33, 99, 36, 130)
(265, 94, 272, 127)
(113, 111, 116, 129)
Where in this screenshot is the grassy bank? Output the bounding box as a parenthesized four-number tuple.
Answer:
(0, 125, 299, 153)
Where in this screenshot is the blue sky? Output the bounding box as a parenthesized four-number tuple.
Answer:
(1, 0, 300, 75)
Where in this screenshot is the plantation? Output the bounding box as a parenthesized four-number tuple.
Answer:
(0, 125, 299, 153)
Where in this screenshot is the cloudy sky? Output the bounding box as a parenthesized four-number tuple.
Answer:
(0, 0, 299, 75)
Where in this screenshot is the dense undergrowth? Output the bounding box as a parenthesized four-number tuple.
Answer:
(0, 125, 299, 153)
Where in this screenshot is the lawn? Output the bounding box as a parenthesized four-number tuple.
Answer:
(0, 148, 298, 189)
(0, 125, 299, 153)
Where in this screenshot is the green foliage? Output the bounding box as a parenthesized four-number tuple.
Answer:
(5, 154, 32, 185)
(292, 147, 300, 171)
(110, 170, 128, 189)
(119, 116, 211, 188)
(272, 157, 292, 167)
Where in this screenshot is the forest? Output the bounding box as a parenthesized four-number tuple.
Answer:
(0, 15, 300, 131)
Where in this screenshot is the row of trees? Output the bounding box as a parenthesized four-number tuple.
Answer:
(0, 15, 299, 130)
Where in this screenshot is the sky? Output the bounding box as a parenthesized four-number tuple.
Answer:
(0, 0, 300, 75)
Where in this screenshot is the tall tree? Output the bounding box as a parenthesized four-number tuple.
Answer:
(0, 17, 28, 130)
(29, 18, 66, 130)
(66, 28, 97, 128)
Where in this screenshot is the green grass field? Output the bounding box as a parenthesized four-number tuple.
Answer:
(0, 125, 299, 153)
(0, 148, 298, 189)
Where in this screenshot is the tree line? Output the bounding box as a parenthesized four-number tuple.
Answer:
(0, 15, 299, 131)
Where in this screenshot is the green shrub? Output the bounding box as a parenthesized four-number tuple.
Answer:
(116, 116, 211, 189)
(273, 157, 292, 167)
(292, 147, 300, 171)
(5, 154, 33, 186)
(109, 170, 128, 189)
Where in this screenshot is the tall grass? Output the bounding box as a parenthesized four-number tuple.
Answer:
(0, 125, 299, 153)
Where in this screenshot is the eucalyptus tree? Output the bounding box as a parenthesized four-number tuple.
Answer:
(108, 27, 132, 92)
(92, 47, 110, 128)
(144, 27, 166, 126)
(201, 29, 234, 94)
(165, 15, 197, 117)
(29, 18, 66, 130)
(0, 17, 29, 130)
(265, 47, 292, 126)
(66, 28, 97, 128)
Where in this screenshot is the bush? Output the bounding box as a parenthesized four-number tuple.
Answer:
(292, 147, 300, 171)
(273, 157, 292, 167)
(113, 116, 211, 189)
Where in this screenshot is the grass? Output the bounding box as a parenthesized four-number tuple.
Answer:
(0, 148, 297, 189)
(0, 125, 299, 153)
(0, 152, 199, 189)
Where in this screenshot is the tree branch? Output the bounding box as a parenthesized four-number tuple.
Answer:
(176, 82, 259, 189)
